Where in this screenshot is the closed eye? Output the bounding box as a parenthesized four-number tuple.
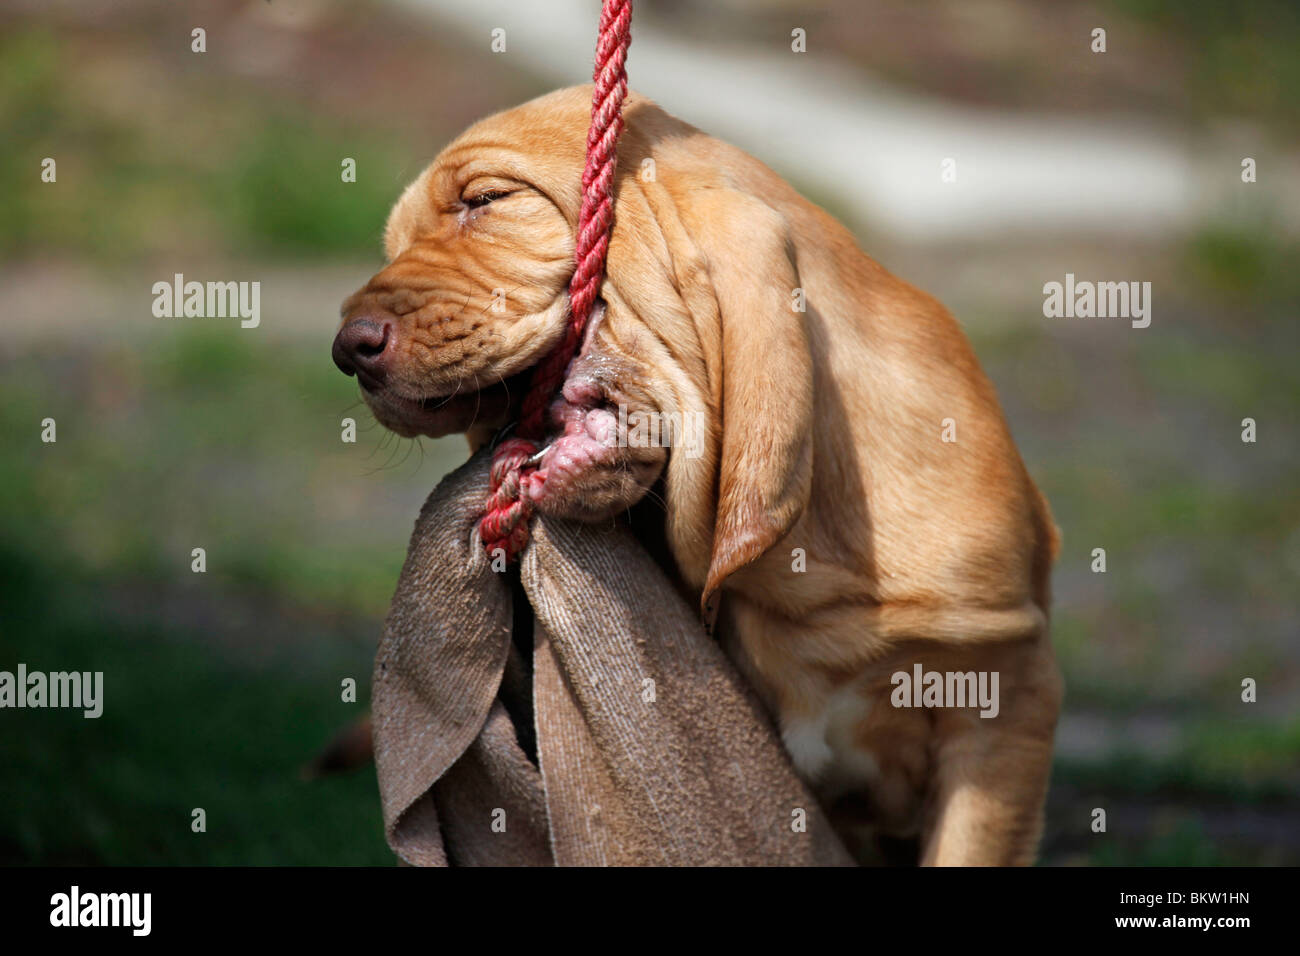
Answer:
(464, 190, 511, 208)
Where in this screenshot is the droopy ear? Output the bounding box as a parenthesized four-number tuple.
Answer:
(683, 191, 814, 614)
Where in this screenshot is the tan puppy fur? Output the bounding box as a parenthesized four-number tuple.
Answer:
(339, 86, 1063, 865)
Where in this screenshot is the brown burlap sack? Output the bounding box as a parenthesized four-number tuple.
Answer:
(372, 450, 852, 866)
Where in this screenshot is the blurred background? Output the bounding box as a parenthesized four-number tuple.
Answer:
(1, 0, 1296, 865)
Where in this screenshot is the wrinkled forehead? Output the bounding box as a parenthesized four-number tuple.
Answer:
(382, 95, 592, 259)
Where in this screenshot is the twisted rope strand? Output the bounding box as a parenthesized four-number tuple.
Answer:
(478, 0, 632, 560)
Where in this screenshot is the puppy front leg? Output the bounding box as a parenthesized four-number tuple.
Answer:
(920, 641, 1062, 866)
(920, 725, 1056, 865)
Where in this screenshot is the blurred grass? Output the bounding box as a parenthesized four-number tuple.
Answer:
(0, 331, 440, 617)
(1109, 0, 1300, 133)
(1088, 819, 1244, 866)
(676, 0, 1300, 136)
(1058, 719, 1300, 802)
(0, 0, 487, 865)
(0, 328, 462, 864)
(0, 27, 409, 262)
(0, 543, 390, 864)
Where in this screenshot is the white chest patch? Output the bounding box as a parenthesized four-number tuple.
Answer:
(780, 685, 878, 795)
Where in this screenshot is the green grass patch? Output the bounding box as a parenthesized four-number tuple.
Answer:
(0, 26, 410, 263)
(1108, 0, 1300, 134)
(0, 332, 464, 863)
(1055, 715, 1300, 803)
(0, 543, 391, 865)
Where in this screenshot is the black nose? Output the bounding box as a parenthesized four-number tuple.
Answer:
(332, 316, 392, 387)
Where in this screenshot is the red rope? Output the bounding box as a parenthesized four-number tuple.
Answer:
(479, 0, 632, 561)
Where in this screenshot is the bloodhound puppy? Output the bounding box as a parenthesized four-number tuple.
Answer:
(335, 86, 1062, 865)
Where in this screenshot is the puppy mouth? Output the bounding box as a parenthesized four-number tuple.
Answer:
(519, 375, 668, 504)
(365, 366, 536, 438)
(359, 305, 635, 446)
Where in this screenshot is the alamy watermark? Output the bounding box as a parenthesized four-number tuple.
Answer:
(891, 664, 999, 718)
(1042, 273, 1151, 328)
(50, 886, 150, 936)
(152, 273, 260, 328)
(616, 405, 705, 459)
(0, 664, 103, 718)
